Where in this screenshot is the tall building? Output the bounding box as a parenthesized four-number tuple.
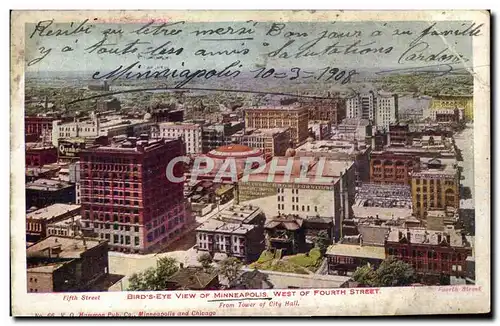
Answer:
(410, 158, 460, 220)
(375, 91, 398, 131)
(230, 128, 291, 157)
(346, 91, 398, 131)
(300, 97, 346, 125)
(347, 91, 376, 121)
(79, 138, 192, 253)
(245, 105, 309, 146)
(151, 122, 203, 154)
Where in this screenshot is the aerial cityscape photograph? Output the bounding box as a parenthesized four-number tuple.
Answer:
(22, 18, 477, 295)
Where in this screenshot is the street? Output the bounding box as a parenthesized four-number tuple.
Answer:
(107, 199, 235, 290)
(454, 125, 475, 208)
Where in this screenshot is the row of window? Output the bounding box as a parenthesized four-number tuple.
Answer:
(101, 232, 139, 246)
(47, 228, 69, 236)
(26, 222, 41, 232)
(83, 164, 140, 172)
(82, 157, 139, 165)
(82, 181, 140, 188)
(94, 223, 140, 232)
(82, 197, 140, 206)
(388, 248, 464, 261)
(84, 172, 141, 180)
(198, 241, 245, 254)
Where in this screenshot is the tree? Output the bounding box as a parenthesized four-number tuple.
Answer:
(198, 253, 213, 270)
(313, 230, 330, 255)
(352, 264, 377, 287)
(375, 257, 416, 287)
(353, 257, 416, 287)
(127, 257, 179, 291)
(218, 257, 243, 286)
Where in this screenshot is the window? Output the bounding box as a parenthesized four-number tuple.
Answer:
(135, 237, 140, 246)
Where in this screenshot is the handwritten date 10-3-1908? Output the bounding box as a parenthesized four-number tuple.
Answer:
(250, 67, 358, 84)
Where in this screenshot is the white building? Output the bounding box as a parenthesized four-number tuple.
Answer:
(375, 91, 398, 131)
(347, 91, 376, 121)
(152, 122, 202, 154)
(347, 91, 397, 132)
(52, 112, 152, 147)
(238, 158, 356, 241)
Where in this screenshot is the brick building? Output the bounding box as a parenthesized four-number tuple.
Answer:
(25, 116, 55, 142)
(410, 158, 460, 220)
(385, 227, 473, 281)
(79, 138, 193, 253)
(300, 97, 346, 125)
(245, 105, 309, 146)
(370, 152, 419, 185)
(26, 236, 109, 293)
(25, 143, 58, 167)
(230, 128, 291, 157)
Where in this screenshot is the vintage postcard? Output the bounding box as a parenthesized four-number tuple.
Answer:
(10, 10, 490, 316)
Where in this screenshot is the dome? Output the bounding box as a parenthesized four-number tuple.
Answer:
(207, 144, 263, 159)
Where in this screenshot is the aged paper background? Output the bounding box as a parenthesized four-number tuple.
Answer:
(10, 10, 490, 316)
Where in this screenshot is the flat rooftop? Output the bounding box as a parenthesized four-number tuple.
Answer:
(25, 178, 73, 191)
(84, 138, 176, 153)
(48, 214, 82, 227)
(387, 227, 470, 247)
(27, 235, 104, 259)
(232, 128, 289, 137)
(157, 122, 200, 129)
(196, 219, 255, 235)
(242, 158, 353, 185)
(326, 244, 386, 260)
(245, 105, 307, 112)
(27, 204, 80, 220)
(216, 204, 262, 223)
